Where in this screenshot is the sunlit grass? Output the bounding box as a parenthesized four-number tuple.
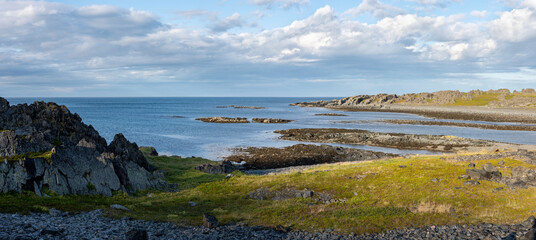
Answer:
(2, 152, 536, 234)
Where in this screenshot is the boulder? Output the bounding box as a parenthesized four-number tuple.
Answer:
(195, 160, 238, 174)
(203, 213, 220, 228)
(465, 163, 501, 181)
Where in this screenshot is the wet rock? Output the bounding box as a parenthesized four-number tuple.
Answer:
(196, 117, 249, 123)
(203, 213, 219, 228)
(252, 118, 294, 124)
(226, 144, 397, 170)
(275, 128, 493, 152)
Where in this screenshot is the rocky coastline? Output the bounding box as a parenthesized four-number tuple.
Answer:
(381, 119, 536, 131)
(0, 98, 171, 196)
(225, 144, 397, 169)
(274, 128, 500, 152)
(291, 89, 536, 123)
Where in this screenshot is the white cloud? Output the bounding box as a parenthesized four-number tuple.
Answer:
(210, 13, 247, 32)
(345, 0, 407, 19)
(1, 1, 536, 96)
(490, 7, 536, 42)
(250, 0, 310, 9)
(470, 10, 487, 18)
(406, 0, 461, 8)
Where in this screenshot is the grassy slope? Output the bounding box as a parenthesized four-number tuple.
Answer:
(1, 152, 536, 234)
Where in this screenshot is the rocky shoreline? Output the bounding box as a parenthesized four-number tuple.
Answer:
(0, 98, 171, 196)
(291, 90, 536, 123)
(225, 144, 397, 169)
(1, 209, 535, 240)
(275, 128, 500, 152)
(381, 119, 536, 131)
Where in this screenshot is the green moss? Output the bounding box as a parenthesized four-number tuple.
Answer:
(87, 183, 96, 191)
(0, 151, 53, 162)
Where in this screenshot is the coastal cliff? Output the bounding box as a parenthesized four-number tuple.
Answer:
(0, 98, 169, 196)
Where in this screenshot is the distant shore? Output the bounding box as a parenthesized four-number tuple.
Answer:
(329, 105, 536, 123)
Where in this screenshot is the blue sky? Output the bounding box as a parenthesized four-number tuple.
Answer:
(0, 0, 535, 97)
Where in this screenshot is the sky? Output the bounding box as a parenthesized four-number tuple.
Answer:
(0, 0, 535, 97)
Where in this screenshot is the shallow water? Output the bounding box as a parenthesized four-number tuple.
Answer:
(7, 97, 536, 160)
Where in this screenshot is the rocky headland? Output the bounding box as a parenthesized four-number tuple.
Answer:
(274, 128, 503, 152)
(196, 117, 250, 123)
(0, 97, 170, 196)
(292, 89, 536, 123)
(225, 144, 397, 169)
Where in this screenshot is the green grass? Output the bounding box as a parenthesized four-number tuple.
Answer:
(451, 93, 500, 106)
(1, 151, 536, 234)
(145, 154, 225, 189)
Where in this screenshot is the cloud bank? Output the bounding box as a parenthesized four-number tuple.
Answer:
(0, 0, 535, 96)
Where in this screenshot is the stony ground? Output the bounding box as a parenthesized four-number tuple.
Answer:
(1, 209, 534, 240)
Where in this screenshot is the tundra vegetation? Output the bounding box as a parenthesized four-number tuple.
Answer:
(2, 148, 536, 234)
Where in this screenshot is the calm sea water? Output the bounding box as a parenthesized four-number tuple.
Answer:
(6, 97, 536, 160)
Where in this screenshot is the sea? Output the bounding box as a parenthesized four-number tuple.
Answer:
(6, 97, 536, 160)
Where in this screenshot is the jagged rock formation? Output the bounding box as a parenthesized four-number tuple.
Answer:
(0, 98, 170, 196)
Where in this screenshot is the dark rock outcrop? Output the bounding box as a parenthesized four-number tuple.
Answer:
(465, 163, 502, 181)
(202, 214, 219, 228)
(275, 128, 493, 152)
(195, 160, 239, 174)
(0, 98, 170, 196)
(226, 144, 398, 170)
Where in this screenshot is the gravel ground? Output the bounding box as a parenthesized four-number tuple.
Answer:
(1, 209, 534, 240)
